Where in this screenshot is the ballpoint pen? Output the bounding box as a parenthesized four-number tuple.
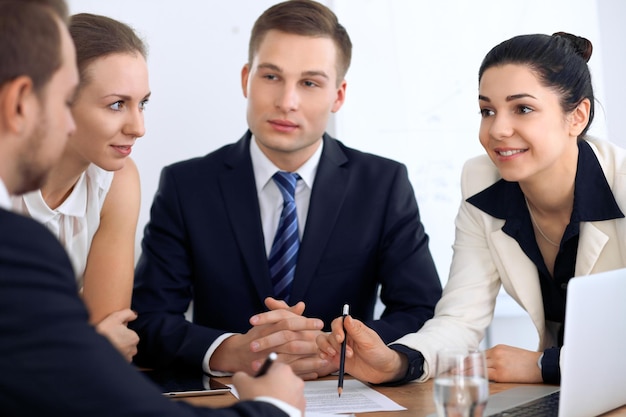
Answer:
(256, 352, 277, 377)
(338, 304, 349, 397)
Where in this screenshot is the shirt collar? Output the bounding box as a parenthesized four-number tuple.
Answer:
(20, 172, 88, 222)
(250, 135, 323, 193)
(467, 140, 624, 226)
(0, 178, 10, 210)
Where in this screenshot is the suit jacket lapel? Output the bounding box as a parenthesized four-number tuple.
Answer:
(491, 229, 547, 342)
(219, 132, 273, 299)
(575, 222, 609, 276)
(493, 221, 611, 347)
(290, 135, 349, 301)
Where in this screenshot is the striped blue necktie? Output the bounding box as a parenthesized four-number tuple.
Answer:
(268, 171, 300, 303)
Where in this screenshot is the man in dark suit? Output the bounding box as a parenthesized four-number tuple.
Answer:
(0, 1, 304, 415)
(132, 0, 442, 379)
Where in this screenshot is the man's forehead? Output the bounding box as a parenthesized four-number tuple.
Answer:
(253, 32, 338, 74)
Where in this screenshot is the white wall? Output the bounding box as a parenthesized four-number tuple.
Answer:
(67, 0, 292, 258)
(332, 0, 610, 286)
(597, 0, 626, 148)
(328, 0, 621, 349)
(67, 1, 624, 349)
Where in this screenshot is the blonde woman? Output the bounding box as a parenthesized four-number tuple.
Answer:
(12, 13, 150, 361)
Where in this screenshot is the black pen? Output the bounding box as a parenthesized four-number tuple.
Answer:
(255, 352, 277, 377)
(338, 303, 349, 397)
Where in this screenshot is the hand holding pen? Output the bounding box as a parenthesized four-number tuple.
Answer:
(232, 351, 306, 414)
(255, 351, 277, 377)
(338, 304, 349, 397)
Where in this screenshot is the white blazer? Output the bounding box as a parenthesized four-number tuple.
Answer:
(394, 138, 626, 381)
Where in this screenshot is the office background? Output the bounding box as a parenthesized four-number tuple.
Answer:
(67, 0, 625, 349)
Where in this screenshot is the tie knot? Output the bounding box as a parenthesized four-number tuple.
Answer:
(273, 171, 299, 203)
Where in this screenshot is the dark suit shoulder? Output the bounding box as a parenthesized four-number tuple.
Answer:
(156, 142, 245, 199)
(164, 132, 252, 178)
(1, 207, 51, 230)
(0, 208, 76, 290)
(326, 136, 407, 170)
(0, 208, 68, 260)
(166, 143, 234, 172)
(322, 137, 409, 189)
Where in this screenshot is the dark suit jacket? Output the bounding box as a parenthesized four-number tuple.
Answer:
(0, 208, 284, 417)
(131, 132, 442, 369)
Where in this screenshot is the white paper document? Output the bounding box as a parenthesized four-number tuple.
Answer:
(304, 379, 406, 414)
(229, 378, 405, 415)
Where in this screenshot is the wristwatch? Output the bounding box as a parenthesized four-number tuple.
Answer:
(537, 352, 544, 371)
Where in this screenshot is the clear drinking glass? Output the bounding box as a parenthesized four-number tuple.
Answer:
(433, 349, 489, 417)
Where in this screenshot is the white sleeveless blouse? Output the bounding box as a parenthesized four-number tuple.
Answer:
(11, 164, 114, 287)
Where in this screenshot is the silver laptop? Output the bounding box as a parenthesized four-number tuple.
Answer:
(488, 267, 626, 416)
(429, 267, 626, 417)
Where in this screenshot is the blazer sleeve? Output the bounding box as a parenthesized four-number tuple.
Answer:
(391, 157, 502, 381)
(0, 211, 286, 417)
(131, 165, 224, 369)
(363, 162, 442, 342)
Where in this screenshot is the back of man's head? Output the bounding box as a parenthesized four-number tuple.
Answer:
(0, 0, 68, 95)
(0, 0, 73, 196)
(0, 0, 67, 19)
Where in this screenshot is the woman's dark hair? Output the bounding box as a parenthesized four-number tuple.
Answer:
(69, 13, 147, 90)
(479, 32, 595, 138)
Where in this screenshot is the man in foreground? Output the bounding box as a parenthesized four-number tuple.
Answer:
(0, 1, 304, 415)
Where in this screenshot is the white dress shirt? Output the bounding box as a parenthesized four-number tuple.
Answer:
(11, 164, 114, 286)
(255, 397, 301, 417)
(251, 134, 322, 255)
(0, 178, 10, 210)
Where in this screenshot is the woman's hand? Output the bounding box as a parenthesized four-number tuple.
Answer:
(485, 344, 543, 383)
(95, 308, 139, 362)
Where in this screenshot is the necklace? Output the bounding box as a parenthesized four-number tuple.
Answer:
(525, 197, 560, 247)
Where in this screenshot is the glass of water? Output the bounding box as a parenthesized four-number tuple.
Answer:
(433, 349, 489, 417)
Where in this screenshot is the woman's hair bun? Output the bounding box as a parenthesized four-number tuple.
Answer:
(553, 32, 593, 62)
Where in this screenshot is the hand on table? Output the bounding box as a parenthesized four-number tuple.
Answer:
(211, 297, 332, 379)
(485, 344, 543, 383)
(316, 314, 407, 384)
(233, 361, 305, 415)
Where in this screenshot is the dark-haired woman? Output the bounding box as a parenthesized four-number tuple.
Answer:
(12, 13, 150, 362)
(317, 32, 626, 385)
